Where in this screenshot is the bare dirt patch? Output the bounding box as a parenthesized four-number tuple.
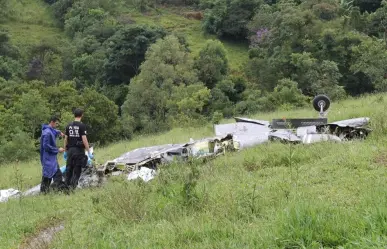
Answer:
(373, 152, 387, 166)
(19, 220, 64, 249)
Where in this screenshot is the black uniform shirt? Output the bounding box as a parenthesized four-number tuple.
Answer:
(65, 121, 87, 149)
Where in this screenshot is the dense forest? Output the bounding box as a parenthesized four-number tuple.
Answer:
(0, 0, 386, 162)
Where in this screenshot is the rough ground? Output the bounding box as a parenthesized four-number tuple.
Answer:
(20, 223, 64, 249)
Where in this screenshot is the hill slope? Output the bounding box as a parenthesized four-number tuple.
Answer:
(1, 93, 387, 248)
(1, 1, 248, 71)
(0, 0, 68, 58)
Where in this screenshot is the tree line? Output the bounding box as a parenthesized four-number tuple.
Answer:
(1, 0, 387, 162)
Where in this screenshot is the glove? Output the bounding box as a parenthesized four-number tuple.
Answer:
(87, 158, 92, 166)
(88, 152, 94, 160)
(63, 151, 67, 161)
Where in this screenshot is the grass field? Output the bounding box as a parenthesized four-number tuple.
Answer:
(1, 93, 387, 248)
(0, 0, 68, 61)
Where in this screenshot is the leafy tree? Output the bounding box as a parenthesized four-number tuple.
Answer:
(194, 40, 229, 89)
(42, 80, 82, 113)
(247, 4, 277, 46)
(12, 90, 51, 138)
(268, 78, 309, 110)
(350, 37, 387, 91)
(26, 41, 64, 84)
(64, 1, 118, 40)
(234, 89, 264, 114)
(122, 35, 204, 133)
(0, 80, 45, 109)
(217, 75, 247, 102)
(0, 31, 20, 59)
(0, 56, 23, 81)
(244, 47, 287, 92)
(72, 50, 106, 86)
(202, 0, 263, 39)
(368, 0, 387, 42)
(206, 87, 234, 117)
(78, 88, 121, 145)
(290, 52, 345, 99)
(0, 129, 37, 162)
(103, 24, 167, 85)
(99, 84, 129, 114)
(0, 0, 11, 23)
(52, 0, 75, 28)
(167, 83, 211, 126)
(0, 106, 25, 141)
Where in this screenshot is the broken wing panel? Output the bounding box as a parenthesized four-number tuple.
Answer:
(214, 122, 271, 149)
(234, 117, 270, 126)
(301, 134, 342, 144)
(330, 117, 370, 127)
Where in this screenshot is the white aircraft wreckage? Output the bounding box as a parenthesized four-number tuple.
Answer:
(92, 95, 372, 182)
(0, 95, 372, 202)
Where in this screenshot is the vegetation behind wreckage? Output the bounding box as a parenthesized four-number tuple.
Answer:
(1, 93, 387, 248)
(2, 0, 387, 163)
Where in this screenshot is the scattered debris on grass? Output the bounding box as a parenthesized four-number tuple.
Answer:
(0, 188, 21, 203)
(0, 95, 373, 201)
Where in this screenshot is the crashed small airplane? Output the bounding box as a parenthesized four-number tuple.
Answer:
(96, 94, 372, 177)
(0, 95, 372, 201)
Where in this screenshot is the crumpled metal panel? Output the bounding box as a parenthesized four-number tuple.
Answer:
(127, 167, 157, 182)
(316, 117, 372, 140)
(23, 184, 41, 197)
(301, 134, 342, 144)
(234, 117, 270, 126)
(185, 134, 235, 157)
(329, 117, 370, 127)
(214, 122, 271, 149)
(0, 189, 21, 202)
(296, 126, 318, 137)
(112, 144, 187, 165)
(269, 129, 302, 142)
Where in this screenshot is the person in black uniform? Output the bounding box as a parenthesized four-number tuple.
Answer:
(63, 108, 93, 190)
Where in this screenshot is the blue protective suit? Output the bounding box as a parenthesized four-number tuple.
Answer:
(40, 124, 61, 178)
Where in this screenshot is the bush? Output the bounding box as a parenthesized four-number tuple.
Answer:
(0, 131, 37, 163)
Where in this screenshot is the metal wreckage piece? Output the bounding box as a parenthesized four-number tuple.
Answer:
(96, 134, 236, 176)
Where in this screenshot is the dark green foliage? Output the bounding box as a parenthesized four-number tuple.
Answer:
(44, 0, 59, 4)
(354, 0, 382, 13)
(63, 0, 120, 43)
(78, 88, 121, 145)
(202, 0, 263, 39)
(103, 25, 167, 85)
(243, 0, 387, 102)
(122, 35, 210, 132)
(2, 0, 387, 163)
(51, 0, 74, 27)
(193, 39, 229, 89)
(0, 79, 121, 162)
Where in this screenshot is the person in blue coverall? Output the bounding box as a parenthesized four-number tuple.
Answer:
(40, 116, 67, 194)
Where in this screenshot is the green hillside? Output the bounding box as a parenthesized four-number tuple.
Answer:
(121, 6, 249, 70)
(1, 93, 387, 248)
(2, 0, 387, 163)
(2, 0, 387, 247)
(1, 1, 247, 71)
(0, 1, 67, 57)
